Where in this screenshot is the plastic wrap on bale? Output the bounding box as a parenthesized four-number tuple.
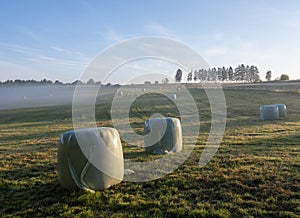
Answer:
(276, 104, 287, 118)
(57, 127, 124, 192)
(144, 117, 182, 153)
(260, 105, 280, 121)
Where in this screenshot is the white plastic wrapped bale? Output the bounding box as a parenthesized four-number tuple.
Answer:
(144, 117, 182, 153)
(170, 94, 177, 100)
(57, 127, 124, 191)
(260, 105, 280, 121)
(276, 104, 287, 118)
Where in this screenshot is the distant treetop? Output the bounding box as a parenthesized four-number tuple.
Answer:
(187, 64, 261, 83)
(0, 79, 104, 87)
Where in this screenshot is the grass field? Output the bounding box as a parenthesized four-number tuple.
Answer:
(1, 84, 300, 217)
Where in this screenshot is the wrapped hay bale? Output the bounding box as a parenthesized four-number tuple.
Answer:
(260, 105, 279, 121)
(170, 94, 177, 100)
(57, 127, 123, 191)
(276, 104, 287, 118)
(144, 117, 182, 153)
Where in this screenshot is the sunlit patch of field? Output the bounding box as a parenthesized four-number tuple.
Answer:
(1, 84, 300, 217)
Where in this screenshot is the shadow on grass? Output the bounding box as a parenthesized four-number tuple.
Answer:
(0, 105, 72, 125)
(227, 131, 300, 147)
(1, 163, 72, 217)
(124, 150, 150, 159)
(0, 129, 69, 143)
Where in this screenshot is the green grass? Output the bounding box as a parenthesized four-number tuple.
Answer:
(1, 85, 300, 217)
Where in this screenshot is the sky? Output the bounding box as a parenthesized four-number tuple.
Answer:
(0, 0, 300, 83)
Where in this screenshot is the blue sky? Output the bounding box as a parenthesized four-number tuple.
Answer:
(0, 0, 300, 82)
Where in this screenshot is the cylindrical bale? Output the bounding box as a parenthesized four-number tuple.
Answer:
(275, 104, 287, 118)
(170, 94, 177, 100)
(57, 127, 124, 191)
(260, 105, 279, 121)
(144, 117, 182, 153)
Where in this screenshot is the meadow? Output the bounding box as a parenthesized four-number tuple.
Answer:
(1, 83, 300, 217)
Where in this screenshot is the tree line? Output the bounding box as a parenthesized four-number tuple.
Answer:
(175, 65, 290, 83)
(1, 66, 290, 87)
(182, 64, 261, 83)
(0, 78, 106, 87)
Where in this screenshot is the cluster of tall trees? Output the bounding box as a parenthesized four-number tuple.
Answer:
(186, 64, 260, 83)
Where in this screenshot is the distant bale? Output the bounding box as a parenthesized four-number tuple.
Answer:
(144, 117, 182, 153)
(57, 127, 123, 191)
(170, 94, 177, 100)
(276, 104, 287, 118)
(260, 105, 279, 121)
(118, 90, 123, 96)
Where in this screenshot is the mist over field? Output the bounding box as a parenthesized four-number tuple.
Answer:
(0, 85, 121, 110)
(0, 86, 74, 110)
(0, 85, 146, 110)
(1, 81, 299, 111)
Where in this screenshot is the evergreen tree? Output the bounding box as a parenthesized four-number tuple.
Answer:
(266, 71, 272, 81)
(187, 71, 193, 82)
(175, 69, 183, 82)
